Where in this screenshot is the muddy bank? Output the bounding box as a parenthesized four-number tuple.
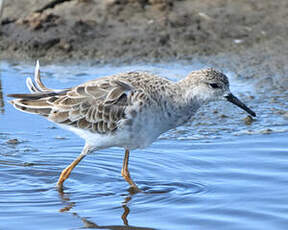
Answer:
(0, 0, 287, 62)
(0, 0, 288, 91)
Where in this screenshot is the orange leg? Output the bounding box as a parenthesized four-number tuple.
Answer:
(121, 149, 140, 191)
(57, 144, 90, 189)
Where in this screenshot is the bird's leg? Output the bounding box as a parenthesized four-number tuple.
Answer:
(57, 144, 90, 190)
(57, 155, 85, 189)
(121, 149, 140, 192)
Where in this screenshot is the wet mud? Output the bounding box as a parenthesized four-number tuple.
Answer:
(0, 0, 288, 66)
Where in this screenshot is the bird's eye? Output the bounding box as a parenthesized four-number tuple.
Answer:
(209, 83, 220, 89)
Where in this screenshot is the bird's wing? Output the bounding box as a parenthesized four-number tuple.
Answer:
(9, 61, 150, 135)
(47, 77, 137, 134)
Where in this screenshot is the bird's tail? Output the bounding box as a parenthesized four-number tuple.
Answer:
(8, 61, 67, 116)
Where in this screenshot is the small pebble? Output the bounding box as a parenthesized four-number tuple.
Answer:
(55, 136, 67, 140)
(23, 162, 35, 167)
(243, 115, 254, 125)
(6, 138, 20, 145)
(261, 128, 273, 134)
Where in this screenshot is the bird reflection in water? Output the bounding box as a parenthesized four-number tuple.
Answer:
(58, 189, 154, 230)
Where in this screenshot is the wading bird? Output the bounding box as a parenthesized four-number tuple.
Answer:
(9, 62, 256, 191)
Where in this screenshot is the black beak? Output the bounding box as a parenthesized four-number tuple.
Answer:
(225, 93, 256, 117)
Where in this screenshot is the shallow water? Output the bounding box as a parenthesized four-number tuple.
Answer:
(0, 61, 288, 230)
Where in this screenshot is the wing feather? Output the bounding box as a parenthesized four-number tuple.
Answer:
(48, 78, 135, 134)
(10, 61, 151, 135)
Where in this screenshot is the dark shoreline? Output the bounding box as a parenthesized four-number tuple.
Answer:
(0, 0, 287, 61)
(0, 0, 288, 91)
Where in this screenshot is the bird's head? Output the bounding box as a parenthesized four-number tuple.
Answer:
(183, 68, 256, 117)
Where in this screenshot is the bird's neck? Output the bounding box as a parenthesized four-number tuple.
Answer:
(162, 81, 203, 127)
(176, 77, 209, 106)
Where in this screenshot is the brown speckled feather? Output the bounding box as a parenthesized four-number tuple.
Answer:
(8, 62, 186, 136)
(9, 69, 156, 135)
(48, 77, 139, 134)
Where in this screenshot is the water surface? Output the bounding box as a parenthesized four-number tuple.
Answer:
(0, 61, 288, 230)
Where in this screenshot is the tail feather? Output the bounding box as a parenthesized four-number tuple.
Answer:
(12, 100, 51, 116)
(14, 98, 53, 108)
(26, 77, 41, 93)
(8, 60, 68, 117)
(34, 60, 51, 91)
(8, 92, 62, 100)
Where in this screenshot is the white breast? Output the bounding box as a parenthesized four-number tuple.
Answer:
(58, 106, 170, 151)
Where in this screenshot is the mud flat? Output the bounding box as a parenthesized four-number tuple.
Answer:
(0, 0, 288, 90)
(0, 0, 287, 61)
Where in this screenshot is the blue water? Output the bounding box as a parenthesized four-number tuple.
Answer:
(0, 61, 288, 230)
